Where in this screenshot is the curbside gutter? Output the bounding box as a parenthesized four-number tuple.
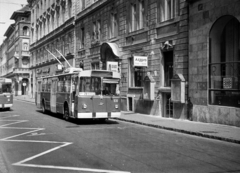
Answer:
(113, 118, 240, 145)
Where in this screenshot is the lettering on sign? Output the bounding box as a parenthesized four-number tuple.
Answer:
(133, 56, 148, 67)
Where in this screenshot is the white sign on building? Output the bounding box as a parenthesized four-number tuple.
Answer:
(133, 56, 148, 67)
(107, 61, 118, 72)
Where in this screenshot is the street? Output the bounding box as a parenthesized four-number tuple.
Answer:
(0, 100, 240, 173)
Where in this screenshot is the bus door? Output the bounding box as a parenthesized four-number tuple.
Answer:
(36, 80, 42, 109)
(92, 77, 107, 115)
(71, 75, 78, 117)
(50, 78, 57, 113)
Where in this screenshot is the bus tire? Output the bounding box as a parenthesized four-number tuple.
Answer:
(42, 101, 46, 113)
(63, 104, 69, 121)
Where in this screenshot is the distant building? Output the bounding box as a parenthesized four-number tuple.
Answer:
(0, 5, 31, 96)
(188, 0, 240, 126)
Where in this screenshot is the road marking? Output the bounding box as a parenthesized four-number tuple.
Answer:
(0, 115, 131, 173)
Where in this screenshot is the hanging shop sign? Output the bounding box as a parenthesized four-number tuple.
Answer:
(133, 56, 148, 67)
(107, 61, 118, 72)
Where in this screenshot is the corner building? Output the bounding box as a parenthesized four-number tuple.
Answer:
(188, 0, 240, 126)
(0, 5, 31, 96)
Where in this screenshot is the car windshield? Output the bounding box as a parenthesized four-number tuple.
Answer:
(0, 83, 12, 94)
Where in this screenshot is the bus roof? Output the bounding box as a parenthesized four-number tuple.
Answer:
(37, 69, 120, 80)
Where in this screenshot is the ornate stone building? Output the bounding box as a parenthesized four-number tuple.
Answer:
(74, 0, 189, 119)
(0, 5, 31, 96)
(28, 0, 190, 120)
(28, 0, 76, 97)
(188, 0, 240, 126)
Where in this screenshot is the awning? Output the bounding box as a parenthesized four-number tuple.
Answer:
(100, 42, 121, 62)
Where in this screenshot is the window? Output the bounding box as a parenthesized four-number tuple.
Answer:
(23, 26, 29, 36)
(51, 14, 54, 30)
(110, 13, 118, 38)
(80, 27, 85, 48)
(91, 62, 100, 70)
(158, 0, 178, 22)
(139, 0, 144, 29)
(209, 17, 240, 107)
(68, 0, 72, 18)
(130, 3, 137, 32)
(81, 0, 85, 10)
(163, 51, 173, 87)
(97, 20, 101, 40)
(22, 43, 29, 51)
(56, 10, 60, 27)
(79, 77, 101, 93)
(92, 22, 97, 40)
(93, 20, 101, 41)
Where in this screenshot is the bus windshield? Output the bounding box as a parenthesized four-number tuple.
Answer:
(79, 77, 101, 94)
(79, 77, 120, 96)
(0, 83, 12, 94)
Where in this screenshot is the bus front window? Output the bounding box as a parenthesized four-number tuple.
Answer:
(79, 77, 101, 95)
(0, 83, 12, 94)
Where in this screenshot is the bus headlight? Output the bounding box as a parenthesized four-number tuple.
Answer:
(115, 104, 118, 109)
(82, 103, 87, 109)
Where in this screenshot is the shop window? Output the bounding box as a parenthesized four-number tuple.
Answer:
(129, 58, 146, 87)
(158, 0, 178, 22)
(163, 51, 173, 87)
(209, 16, 240, 107)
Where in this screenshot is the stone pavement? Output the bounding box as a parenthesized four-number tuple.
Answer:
(14, 95, 240, 144)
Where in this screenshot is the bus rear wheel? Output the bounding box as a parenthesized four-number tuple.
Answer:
(63, 105, 69, 121)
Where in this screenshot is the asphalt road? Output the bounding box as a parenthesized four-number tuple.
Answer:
(0, 100, 240, 173)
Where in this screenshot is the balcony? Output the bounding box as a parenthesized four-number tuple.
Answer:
(13, 68, 30, 74)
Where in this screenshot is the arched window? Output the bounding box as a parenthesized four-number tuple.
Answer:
(209, 16, 240, 107)
(23, 26, 29, 36)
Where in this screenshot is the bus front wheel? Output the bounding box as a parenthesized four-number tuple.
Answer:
(63, 105, 69, 121)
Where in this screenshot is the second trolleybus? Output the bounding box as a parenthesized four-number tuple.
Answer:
(36, 67, 121, 120)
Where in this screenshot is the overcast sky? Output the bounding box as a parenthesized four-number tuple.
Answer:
(0, 0, 28, 45)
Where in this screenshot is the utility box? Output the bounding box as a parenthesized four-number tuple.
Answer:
(171, 74, 186, 103)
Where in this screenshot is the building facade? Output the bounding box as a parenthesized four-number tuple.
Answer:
(188, 0, 240, 126)
(28, 0, 76, 98)
(28, 0, 190, 120)
(0, 5, 31, 96)
(75, 0, 189, 119)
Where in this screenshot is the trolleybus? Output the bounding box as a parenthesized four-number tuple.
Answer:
(36, 67, 121, 121)
(0, 78, 13, 110)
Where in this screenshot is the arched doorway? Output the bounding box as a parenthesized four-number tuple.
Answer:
(209, 15, 240, 107)
(21, 78, 29, 95)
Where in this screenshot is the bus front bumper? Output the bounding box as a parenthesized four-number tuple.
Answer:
(77, 112, 121, 119)
(0, 104, 13, 108)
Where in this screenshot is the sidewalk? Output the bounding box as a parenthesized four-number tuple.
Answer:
(14, 95, 240, 144)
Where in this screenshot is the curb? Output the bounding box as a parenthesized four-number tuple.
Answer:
(114, 118, 240, 145)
